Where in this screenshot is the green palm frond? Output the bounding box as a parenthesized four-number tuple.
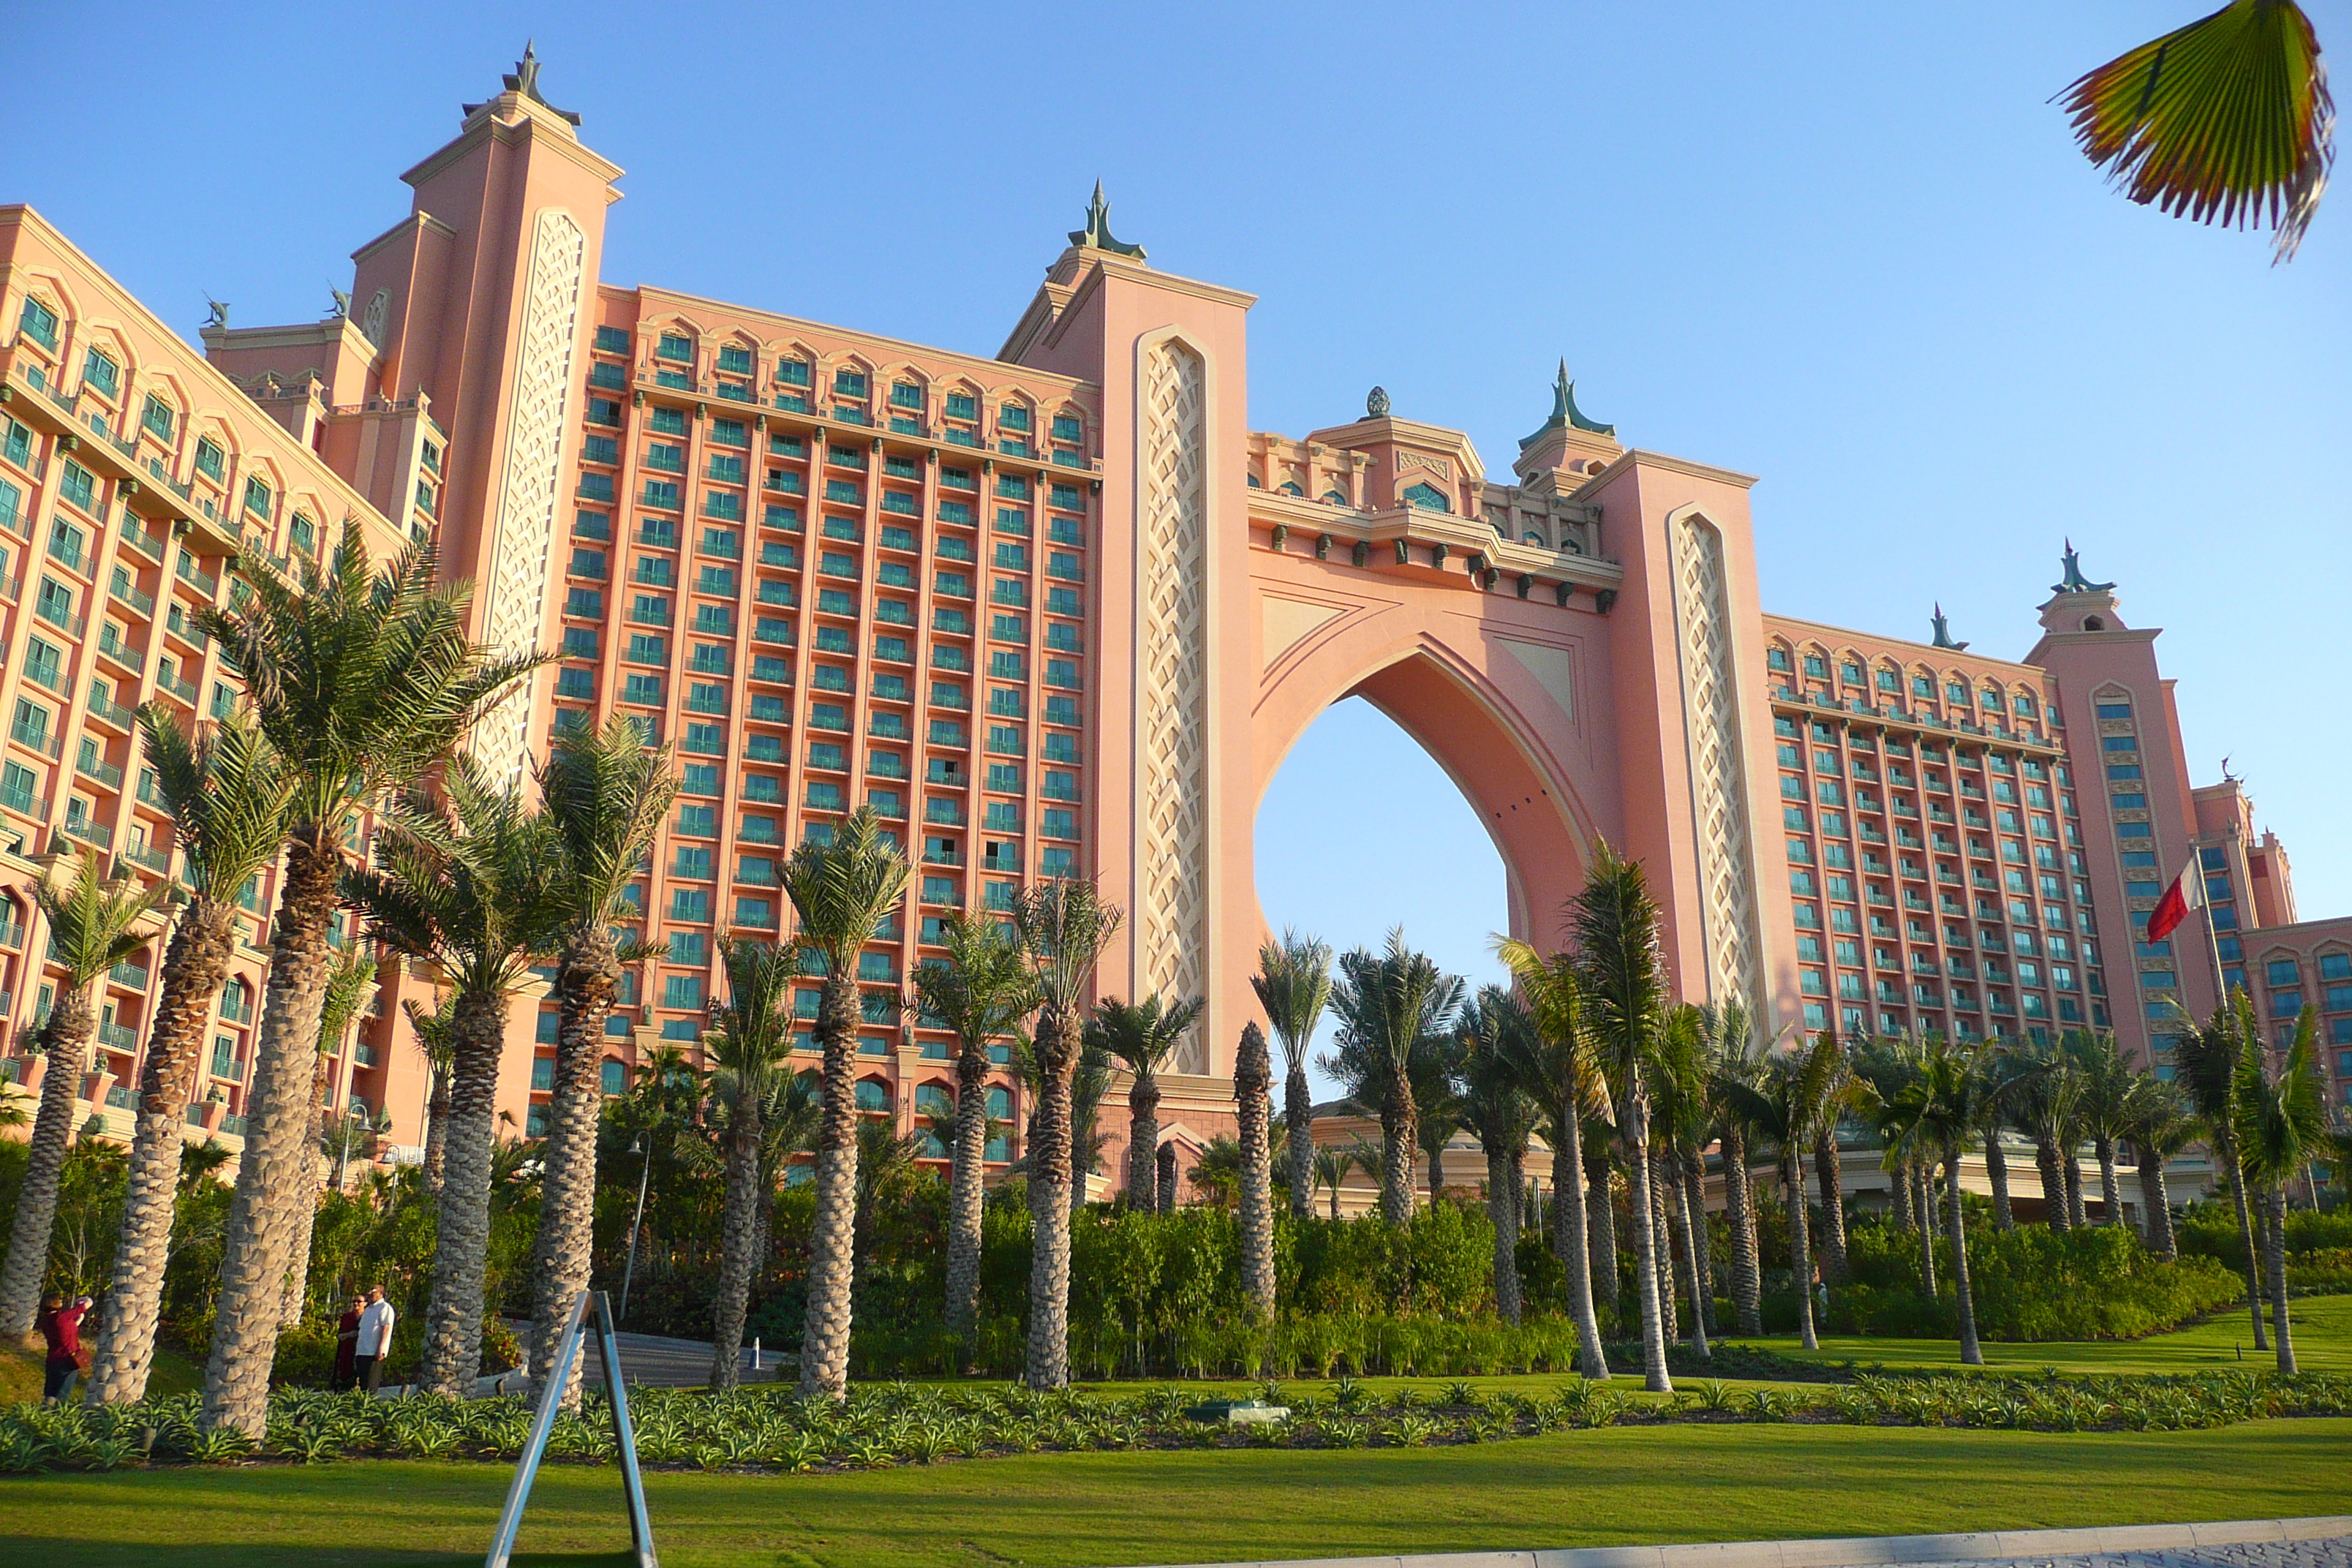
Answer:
(1251, 929, 1333, 1074)
(1564, 842, 1669, 1111)
(34, 846, 165, 986)
(2234, 1006, 2329, 1183)
(1089, 992, 1205, 1081)
(197, 529, 545, 838)
(316, 946, 379, 1058)
(135, 704, 293, 901)
(1012, 876, 1123, 1014)
(2060, 0, 2334, 261)
(912, 911, 1037, 1058)
(704, 935, 799, 1088)
(539, 715, 680, 932)
(783, 806, 911, 974)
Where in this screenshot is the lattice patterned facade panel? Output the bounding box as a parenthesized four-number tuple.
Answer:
(478, 206, 587, 784)
(1672, 513, 1763, 1010)
(1137, 340, 1209, 1067)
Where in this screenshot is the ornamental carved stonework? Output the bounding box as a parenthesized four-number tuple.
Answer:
(478, 207, 587, 785)
(1672, 513, 1763, 1011)
(1138, 339, 1209, 1070)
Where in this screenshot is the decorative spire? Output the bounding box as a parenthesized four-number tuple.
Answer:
(1930, 603, 1969, 651)
(1068, 181, 1146, 260)
(2051, 538, 2116, 595)
(468, 41, 581, 126)
(1518, 358, 1616, 451)
(1365, 385, 1390, 420)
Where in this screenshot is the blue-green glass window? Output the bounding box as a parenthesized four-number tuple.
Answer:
(717, 345, 752, 374)
(18, 297, 59, 350)
(777, 360, 811, 388)
(945, 393, 977, 421)
(81, 350, 119, 399)
(999, 404, 1031, 432)
(595, 325, 630, 353)
(833, 368, 867, 398)
(656, 333, 693, 363)
(1403, 481, 1450, 512)
(890, 382, 924, 411)
(59, 460, 95, 513)
(650, 407, 687, 436)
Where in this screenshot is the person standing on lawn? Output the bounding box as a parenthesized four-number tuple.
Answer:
(353, 1286, 395, 1392)
(35, 1292, 89, 1403)
(333, 1294, 364, 1390)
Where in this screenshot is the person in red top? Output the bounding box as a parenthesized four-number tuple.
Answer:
(333, 1294, 365, 1390)
(34, 1292, 89, 1403)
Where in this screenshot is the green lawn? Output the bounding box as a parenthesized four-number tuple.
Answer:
(1776, 1294, 2352, 1376)
(5, 1420, 2348, 1567)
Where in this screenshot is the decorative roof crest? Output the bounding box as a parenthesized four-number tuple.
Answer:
(1518, 358, 1616, 451)
(2051, 538, 2117, 595)
(467, 42, 581, 127)
(1068, 181, 1145, 259)
(1930, 603, 1969, 651)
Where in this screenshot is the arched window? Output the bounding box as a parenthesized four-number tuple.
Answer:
(854, 1078, 890, 1114)
(1402, 482, 1450, 513)
(1320, 489, 1348, 506)
(1277, 480, 1303, 497)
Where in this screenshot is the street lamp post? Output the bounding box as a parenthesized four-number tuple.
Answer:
(617, 1136, 652, 1327)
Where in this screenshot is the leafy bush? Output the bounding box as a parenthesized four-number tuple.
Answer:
(2176, 1204, 2352, 1273)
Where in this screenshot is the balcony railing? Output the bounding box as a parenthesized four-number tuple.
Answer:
(77, 753, 124, 791)
(97, 1019, 136, 1052)
(110, 960, 150, 991)
(122, 842, 172, 875)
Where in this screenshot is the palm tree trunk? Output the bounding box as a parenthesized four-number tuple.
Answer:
(1915, 1161, 1938, 1298)
(1811, 1127, 1848, 1284)
(1621, 1098, 1671, 1393)
(1944, 1139, 1981, 1366)
(2137, 1145, 2176, 1261)
(799, 973, 862, 1400)
(2266, 1188, 2295, 1375)
(86, 899, 240, 1403)
(1023, 998, 1078, 1389)
(1154, 1142, 1177, 1213)
(1681, 1150, 1716, 1339)
(1235, 1025, 1275, 1324)
(529, 930, 617, 1408)
(2095, 1136, 2122, 1227)
(2035, 1136, 2069, 1232)
(944, 1039, 990, 1339)
(1649, 1152, 1678, 1345)
(279, 1054, 334, 1327)
(1720, 1123, 1761, 1336)
(1488, 1150, 1522, 1326)
(1550, 1115, 1607, 1379)
(1786, 1145, 1817, 1352)
(2063, 1153, 2087, 1229)
(421, 1064, 450, 1197)
(708, 1088, 764, 1391)
(1984, 1131, 2015, 1231)
(201, 831, 340, 1437)
(1284, 1065, 1313, 1218)
(1127, 1074, 1160, 1211)
(1425, 1131, 1447, 1206)
(1584, 1136, 1619, 1310)
(0, 987, 97, 1334)
(1672, 1154, 1710, 1360)
(416, 987, 509, 1398)
(1379, 1064, 1416, 1227)
(1889, 1158, 1915, 1233)
(2217, 1130, 2267, 1350)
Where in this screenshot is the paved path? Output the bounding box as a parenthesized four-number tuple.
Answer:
(1153, 1518, 2352, 1568)
(576, 1330, 789, 1390)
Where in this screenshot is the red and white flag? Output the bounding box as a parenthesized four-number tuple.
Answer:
(2146, 856, 2203, 943)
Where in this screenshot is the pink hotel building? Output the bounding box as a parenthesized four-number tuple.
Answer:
(0, 55, 2345, 1192)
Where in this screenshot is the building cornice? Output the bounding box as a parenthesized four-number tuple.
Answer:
(350, 211, 458, 264)
(399, 97, 625, 194)
(1576, 447, 1760, 494)
(1763, 612, 2050, 677)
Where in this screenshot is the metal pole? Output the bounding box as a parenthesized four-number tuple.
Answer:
(617, 1137, 651, 1327)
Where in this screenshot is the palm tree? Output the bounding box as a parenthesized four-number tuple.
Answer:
(1011, 877, 1121, 1389)
(852, 1118, 929, 1285)
(695, 936, 798, 1391)
(198, 533, 538, 1437)
(1322, 932, 1461, 1226)
(912, 912, 1036, 1338)
(281, 945, 378, 1327)
(2070, 1032, 2140, 1225)
(1854, 1033, 1939, 1299)
(1698, 1000, 1764, 1335)
(1252, 931, 1332, 1219)
(1978, 1045, 2033, 1232)
(2126, 1077, 2198, 1261)
(1456, 987, 1538, 1326)
(1719, 1030, 1846, 1352)
(2175, 1005, 2269, 1349)
(2234, 1007, 2326, 1373)
(1090, 993, 1203, 1211)
(83, 709, 290, 1403)
(403, 997, 457, 1196)
(1494, 937, 1611, 1377)
(2014, 1040, 2083, 1233)
(1234, 1020, 1276, 1322)
(0, 849, 165, 1335)
(1891, 1037, 1995, 1366)
(1312, 1144, 1362, 1220)
(1807, 1034, 1854, 1285)
(344, 757, 561, 1398)
(783, 806, 910, 1401)
(2060, 0, 2333, 263)
(1411, 1031, 1468, 1205)
(1647, 1005, 1711, 1356)
(1567, 843, 1675, 1393)
(528, 716, 677, 1399)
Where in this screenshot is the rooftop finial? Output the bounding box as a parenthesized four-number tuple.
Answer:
(1068, 181, 1146, 260)
(1518, 359, 1616, 451)
(1365, 385, 1391, 420)
(473, 39, 581, 126)
(2052, 538, 2116, 595)
(1930, 603, 1969, 651)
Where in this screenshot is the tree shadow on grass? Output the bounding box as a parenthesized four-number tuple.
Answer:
(0, 1545, 639, 1568)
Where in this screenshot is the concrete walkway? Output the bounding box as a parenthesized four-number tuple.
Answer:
(1152, 1517, 2352, 1568)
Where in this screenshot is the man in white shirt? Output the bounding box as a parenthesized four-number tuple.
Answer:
(355, 1286, 396, 1392)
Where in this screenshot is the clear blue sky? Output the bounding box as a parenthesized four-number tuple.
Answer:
(20, 3, 2345, 1082)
